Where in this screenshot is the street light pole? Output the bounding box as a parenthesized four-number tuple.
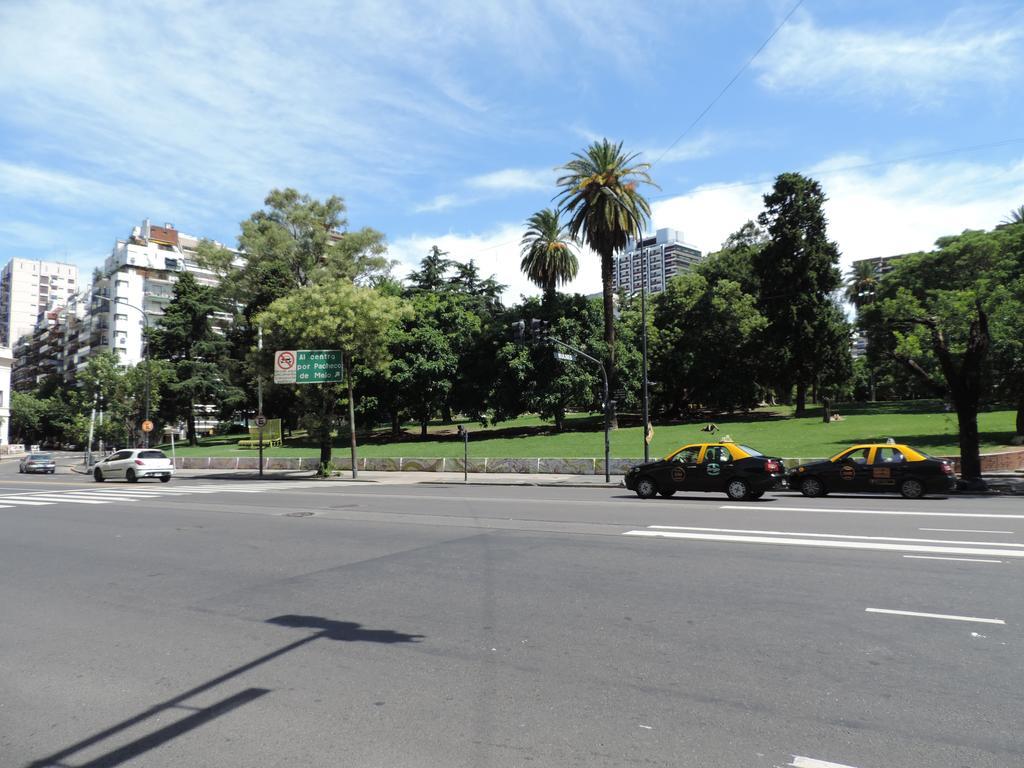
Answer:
(640, 234, 650, 463)
(92, 293, 151, 447)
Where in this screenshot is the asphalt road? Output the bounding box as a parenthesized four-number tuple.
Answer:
(1, 461, 1021, 768)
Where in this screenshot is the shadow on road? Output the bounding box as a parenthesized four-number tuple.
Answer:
(25, 615, 423, 768)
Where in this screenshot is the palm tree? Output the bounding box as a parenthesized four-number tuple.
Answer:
(555, 140, 657, 426)
(845, 259, 878, 308)
(1000, 205, 1024, 227)
(520, 208, 579, 303)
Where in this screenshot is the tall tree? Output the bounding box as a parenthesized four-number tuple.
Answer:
(256, 280, 409, 473)
(999, 204, 1024, 227)
(556, 139, 657, 428)
(866, 224, 1024, 482)
(754, 173, 844, 414)
(519, 208, 579, 303)
(407, 246, 456, 292)
(150, 273, 242, 445)
(845, 259, 879, 309)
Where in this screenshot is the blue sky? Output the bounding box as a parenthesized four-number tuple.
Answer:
(1, 0, 1022, 299)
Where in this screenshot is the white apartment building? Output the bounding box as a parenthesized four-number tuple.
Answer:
(614, 228, 702, 295)
(0, 258, 79, 347)
(78, 219, 240, 374)
(0, 345, 11, 446)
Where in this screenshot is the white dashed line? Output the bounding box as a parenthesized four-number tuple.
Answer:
(721, 505, 1024, 519)
(624, 529, 1024, 558)
(918, 528, 1014, 534)
(865, 608, 1005, 624)
(903, 555, 1003, 563)
(647, 525, 1024, 548)
(789, 757, 860, 768)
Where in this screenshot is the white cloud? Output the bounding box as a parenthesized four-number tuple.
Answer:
(466, 168, 554, 192)
(651, 154, 1024, 278)
(395, 153, 1024, 303)
(413, 194, 465, 214)
(755, 10, 1024, 103)
(644, 132, 721, 165)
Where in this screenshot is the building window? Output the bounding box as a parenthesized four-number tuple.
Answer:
(116, 280, 129, 288)
(115, 313, 128, 322)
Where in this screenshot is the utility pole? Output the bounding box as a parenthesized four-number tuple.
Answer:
(257, 324, 264, 478)
(345, 353, 358, 480)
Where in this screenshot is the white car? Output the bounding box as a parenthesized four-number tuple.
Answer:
(93, 449, 175, 483)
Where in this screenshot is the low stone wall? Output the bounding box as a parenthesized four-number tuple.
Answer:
(173, 448, 1024, 474)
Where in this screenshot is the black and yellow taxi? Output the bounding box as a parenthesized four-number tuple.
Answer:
(787, 443, 957, 499)
(625, 440, 786, 501)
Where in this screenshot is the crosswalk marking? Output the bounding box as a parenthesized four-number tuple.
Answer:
(647, 524, 1024, 548)
(0, 481, 336, 507)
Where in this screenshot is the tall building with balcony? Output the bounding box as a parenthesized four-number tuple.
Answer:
(0, 258, 79, 347)
(82, 220, 240, 374)
(614, 228, 702, 295)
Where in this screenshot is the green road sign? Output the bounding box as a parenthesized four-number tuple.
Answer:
(274, 349, 343, 384)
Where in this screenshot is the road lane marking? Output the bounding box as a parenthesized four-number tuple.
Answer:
(903, 555, 1003, 563)
(865, 608, 1005, 624)
(721, 505, 1024, 519)
(647, 525, 1023, 548)
(0, 498, 54, 505)
(919, 528, 1014, 534)
(17, 495, 108, 504)
(623, 530, 1024, 558)
(790, 757, 860, 768)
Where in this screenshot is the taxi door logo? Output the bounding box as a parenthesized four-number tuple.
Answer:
(840, 464, 856, 481)
(671, 466, 686, 482)
(706, 462, 721, 477)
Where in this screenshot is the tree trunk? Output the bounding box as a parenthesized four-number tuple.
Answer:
(794, 381, 807, 416)
(390, 408, 401, 437)
(1016, 393, 1024, 437)
(811, 381, 818, 404)
(821, 397, 831, 423)
(187, 404, 198, 447)
(420, 418, 428, 437)
(601, 249, 618, 429)
(956, 403, 982, 482)
(554, 408, 564, 432)
(442, 404, 452, 424)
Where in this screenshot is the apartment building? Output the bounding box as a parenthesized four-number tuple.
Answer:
(614, 228, 702, 295)
(81, 219, 240, 373)
(0, 345, 11, 446)
(0, 258, 79, 347)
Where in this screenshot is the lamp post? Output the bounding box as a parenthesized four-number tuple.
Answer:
(92, 293, 151, 447)
(639, 234, 650, 463)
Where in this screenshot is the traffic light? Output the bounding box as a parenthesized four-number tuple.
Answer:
(529, 318, 550, 344)
(510, 320, 525, 345)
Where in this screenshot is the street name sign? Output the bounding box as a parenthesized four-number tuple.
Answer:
(274, 349, 344, 384)
(554, 352, 575, 362)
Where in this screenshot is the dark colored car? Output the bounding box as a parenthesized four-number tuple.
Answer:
(625, 441, 786, 501)
(787, 443, 957, 499)
(19, 453, 56, 474)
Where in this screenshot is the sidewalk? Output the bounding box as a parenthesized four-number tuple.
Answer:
(63, 464, 1024, 493)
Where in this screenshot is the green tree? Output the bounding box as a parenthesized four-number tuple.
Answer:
(150, 273, 243, 445)
(754, 173, 845, 414)
(989, 276, 1024, 436)
(650, 274, 767, 416)
(407, 246, 455, 292)
(256, 280, 409, 473)
(697, 220, 767, 297)
(519, 209, 579, 303)
(78, 352, 172, 448)
(867, 225, 1024, 481)
(845, 259, 879, 309)
(556, 139, 657, 427)
(10, 390, 47, 444)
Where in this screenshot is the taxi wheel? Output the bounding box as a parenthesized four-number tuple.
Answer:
(658, 489, 676, 498)
(748, 490, 765, 499)
(635, 477, 657, 499)
(726, 479, 750, 501)
(899, 478, 925, 499)
(800, 477, 825, 498)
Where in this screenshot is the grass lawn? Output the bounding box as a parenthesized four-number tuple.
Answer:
(159, 401, 1019, 460)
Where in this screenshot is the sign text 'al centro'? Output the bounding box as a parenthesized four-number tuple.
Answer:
(274, 349, 344, 384)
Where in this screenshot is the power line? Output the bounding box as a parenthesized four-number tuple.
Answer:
(647, 137, 1024, 201)
(651, 0, 806, 169)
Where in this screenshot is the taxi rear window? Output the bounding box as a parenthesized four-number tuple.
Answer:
(737, 445, 763, 457)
